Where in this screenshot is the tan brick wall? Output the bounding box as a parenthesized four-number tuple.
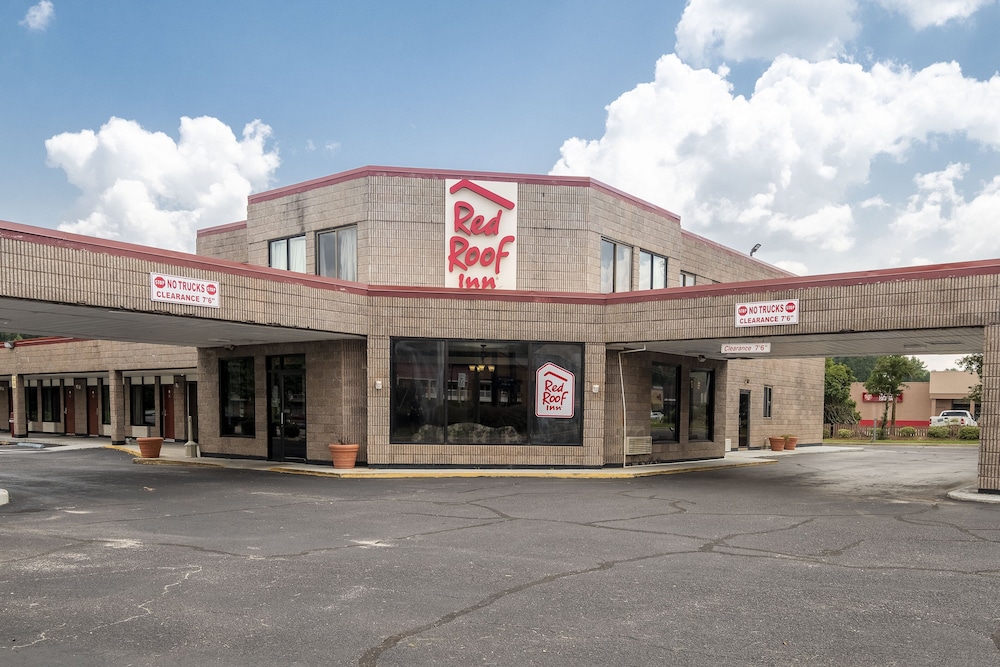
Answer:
(981, 324, 999, 491)
(196, 225, 248, 263)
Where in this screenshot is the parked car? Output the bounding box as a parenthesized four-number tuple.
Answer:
(650, 411, 664, 422)
(929, 410, 977, 427)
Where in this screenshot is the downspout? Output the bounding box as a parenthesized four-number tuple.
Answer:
(618, 346, 646, 468)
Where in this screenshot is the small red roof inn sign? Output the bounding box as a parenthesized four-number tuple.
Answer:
(535, 362, 575, 418)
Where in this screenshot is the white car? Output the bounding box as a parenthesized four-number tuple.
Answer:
(650, 411, 664, 422)
(929, 410, 977, 427)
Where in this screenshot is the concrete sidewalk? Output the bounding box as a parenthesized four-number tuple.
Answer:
(1, 432, 862, 483)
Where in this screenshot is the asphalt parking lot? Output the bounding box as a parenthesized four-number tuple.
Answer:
(1, 444, 998, 666)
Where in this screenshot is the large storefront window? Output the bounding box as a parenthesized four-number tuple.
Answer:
(391, 339, 583, 446)
(651, 362, 680, 442)
(689, 369, 714, 441)
(220, 358, 255, 437)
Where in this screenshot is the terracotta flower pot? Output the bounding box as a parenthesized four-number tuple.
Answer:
(768, 436, 785, 451)
(329, 442, 359, 469)
(137, 436, 163, 458)
(784, 436, 798, 450)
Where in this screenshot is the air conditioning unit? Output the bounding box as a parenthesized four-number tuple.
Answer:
(625, 436, 652, 455)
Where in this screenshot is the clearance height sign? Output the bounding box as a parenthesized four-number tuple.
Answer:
(735, 299, 799, 327)
(150, 272, 220, 308)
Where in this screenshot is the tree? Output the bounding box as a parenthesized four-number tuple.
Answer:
(832, 356, 877, 384)
(864, 355, 923, 436)
(824, 358, 859, 424)
(957, 353, 983, 405)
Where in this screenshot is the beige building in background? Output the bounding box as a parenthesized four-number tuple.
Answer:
(1, 166, 823, 468)
(849, 370, 978, 426)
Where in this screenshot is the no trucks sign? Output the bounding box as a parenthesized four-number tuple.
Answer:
(735, 299, 798, 327)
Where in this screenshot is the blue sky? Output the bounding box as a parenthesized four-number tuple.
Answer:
(3, 1, 1000, 366)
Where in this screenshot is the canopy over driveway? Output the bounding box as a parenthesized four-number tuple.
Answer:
(1, 220, 998, 492)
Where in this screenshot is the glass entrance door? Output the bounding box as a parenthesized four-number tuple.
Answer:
(738, 390, 750, 449)
(267, 355, 307, 461)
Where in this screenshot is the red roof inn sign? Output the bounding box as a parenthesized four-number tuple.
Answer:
(735, 299, 799, 327)
(535, 362, 575, 418)
(445, 179, 518, 291)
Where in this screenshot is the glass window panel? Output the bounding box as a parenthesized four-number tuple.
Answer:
(653, 255, 667, 289)
(600, 239, 614, 294)
(639, 251, 652, 290)
(269, 239, 287, 270)
(391, 340, 445, 443)
(651, 363, 680, 442)
(529, 342, 584, 445)
(689, 369, 714, 441)
(318, 231, 337, 277)
(445, 341, 529, 445)
(615, 244, 632, 292)
(25, 387, 38, 421)
(101, 383, 111, 425)
(338, 226, 357, 281)
(220, 358, 255, 437)
(288, 236, 307, 273)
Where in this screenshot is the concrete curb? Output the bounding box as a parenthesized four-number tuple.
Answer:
(947, 487, 1000, 504)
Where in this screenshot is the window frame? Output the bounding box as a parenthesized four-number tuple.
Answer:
(129, 380, 155, 427)
(763, 385, 773, 418)
(269, 234, 307, 273)
(601, 238, 633, 294)
(688, 369, 715, 441)
(220, 357, 256, 437)
(389, 338, 584, 446)
(638, 250, 668, 290)
(316, 224, 358, 281)
(680, 271, 696, 287)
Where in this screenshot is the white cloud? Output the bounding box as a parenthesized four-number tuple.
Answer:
(20, 0, 54, 31)
(46, 116, 280, 252)
(551, 54, 1000, 274)
(875, 0, 996, 29)
(675, 0, 859, 66)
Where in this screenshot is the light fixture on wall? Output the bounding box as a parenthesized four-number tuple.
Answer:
(750, 243, 761, 256)
(697, 355, 706, 363)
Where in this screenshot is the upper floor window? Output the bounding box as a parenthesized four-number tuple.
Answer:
(601, 239, 632, 293)
(317, 225, 358, 281)
(763, 386, 773, 418)
(270, 235, 306, 273)
(639, 250, 667, 290)
(680, 271, 696, 287)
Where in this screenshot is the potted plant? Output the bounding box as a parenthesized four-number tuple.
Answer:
(136, 436, 163, 458)
(328, 438, 359, 469)
(783, 435, 798, 450)
(768, 436, 785, 451)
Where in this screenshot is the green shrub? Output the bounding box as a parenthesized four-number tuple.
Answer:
(927, 426, 951, 439)
(958, 426, 980, 440)
(837, 429, 853, 439)
(898, 426, 916, 438)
